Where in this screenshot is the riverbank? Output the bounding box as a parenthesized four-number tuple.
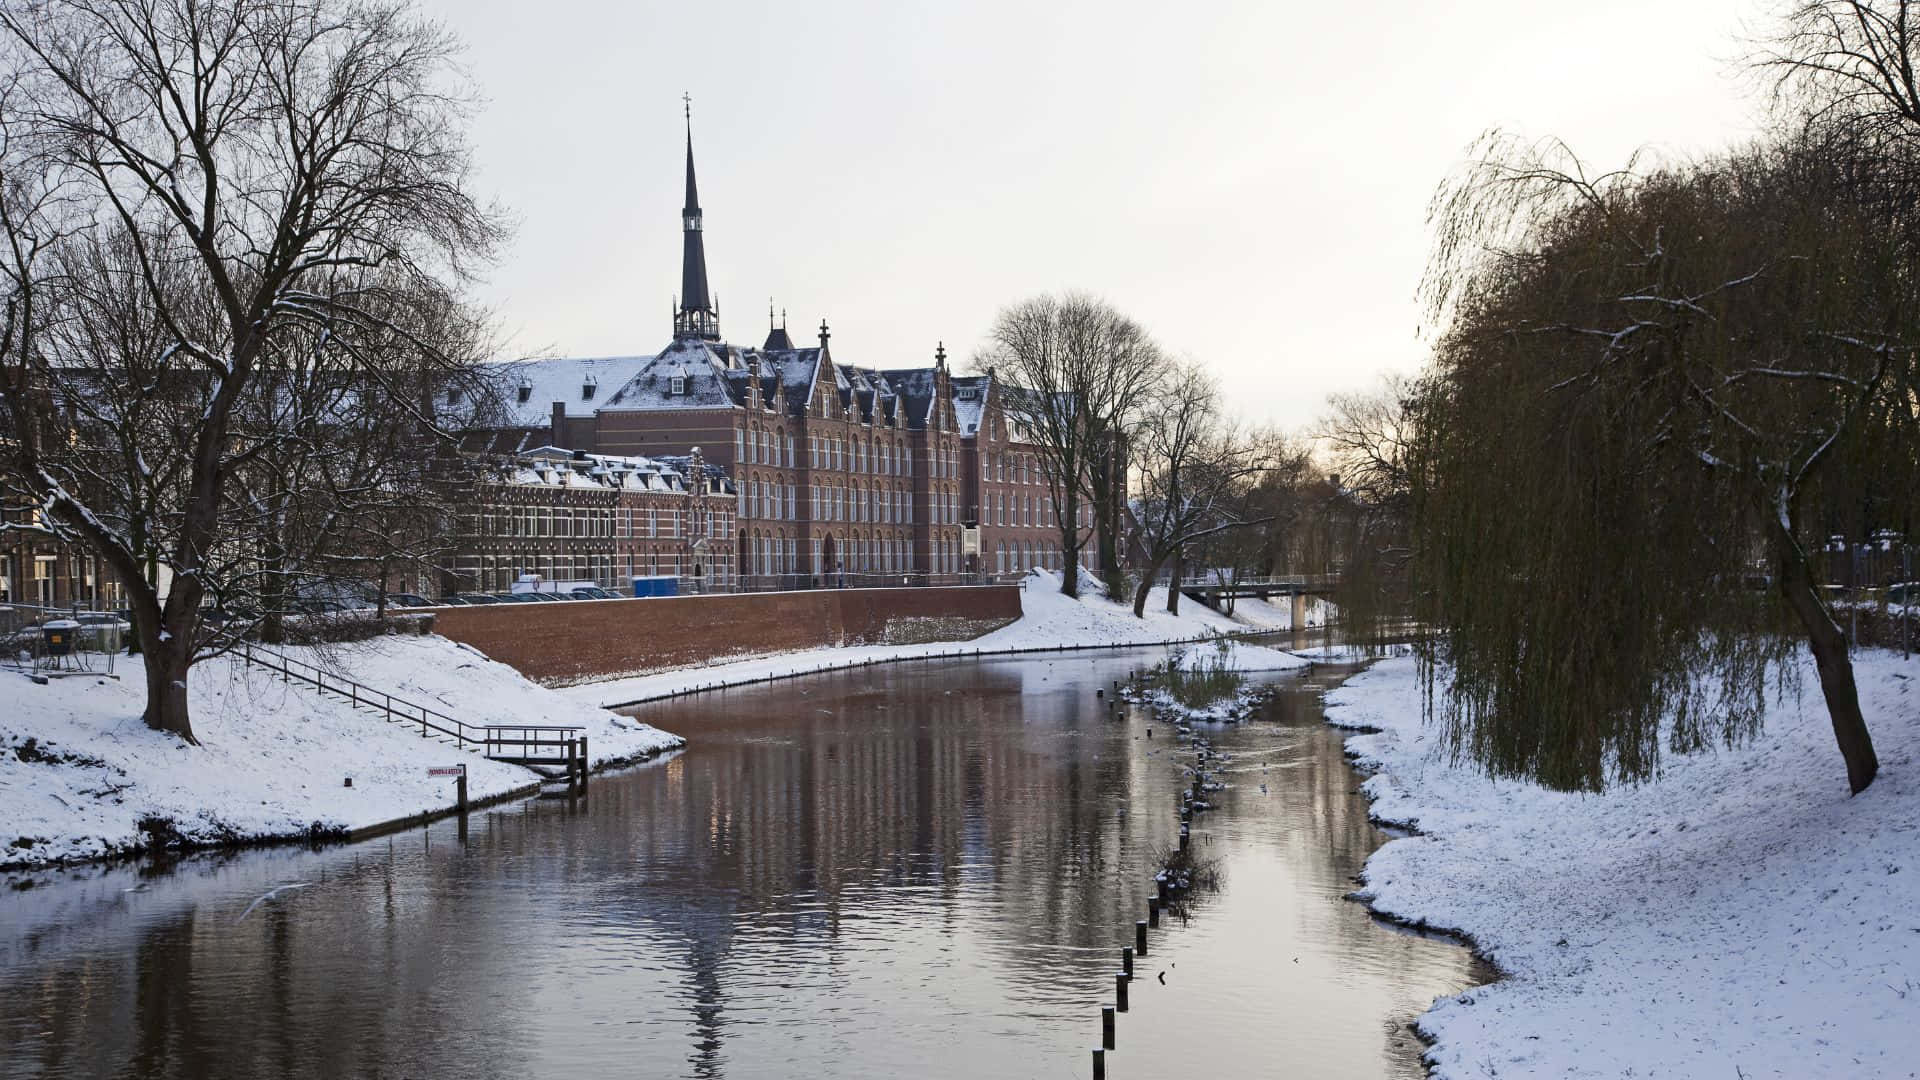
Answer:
(1325, 651, 1920, 1079)
(563, 568, 1320, 708)
(1, 635, 681, 872)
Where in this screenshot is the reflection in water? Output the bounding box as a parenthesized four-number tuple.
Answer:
(0, 649, 1485, 1079)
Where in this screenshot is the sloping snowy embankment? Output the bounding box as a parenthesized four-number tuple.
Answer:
(564, 568, 1310, 708)
(1325, 652, 1920, 1079)
(2, 634, 680, 871)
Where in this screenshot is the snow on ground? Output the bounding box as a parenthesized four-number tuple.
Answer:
(1325, 651, 1920, 1080)
(564, 568, 1298, 708)
(1166, 637, 1309, 673)
(1, 634, 680, 871)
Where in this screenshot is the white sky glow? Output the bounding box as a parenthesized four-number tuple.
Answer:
(424, 0, 1765, 430)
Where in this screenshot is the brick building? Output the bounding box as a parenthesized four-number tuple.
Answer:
(951, 373, 1091, 576)
(445, 446, 735, 595)
(0, 503, 125, 610)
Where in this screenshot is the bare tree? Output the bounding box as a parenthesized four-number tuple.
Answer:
(977, 293, 1162, 598)
(0, 0, 503, 743)
(1316, 374, 1422, 646)
(1126, 361, 1269, 618)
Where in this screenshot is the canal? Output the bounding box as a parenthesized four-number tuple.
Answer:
(0, 644, 1486, 1079)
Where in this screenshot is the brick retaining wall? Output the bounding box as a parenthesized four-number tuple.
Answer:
(430, 586, 1023, 685)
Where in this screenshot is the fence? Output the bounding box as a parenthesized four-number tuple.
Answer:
(233, 642, 494, 752)
(0, 602, 121, 676)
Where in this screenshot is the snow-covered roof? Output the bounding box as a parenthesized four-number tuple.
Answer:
(482, 355, 655, 427)
(951, 374, 990, 436)
(876, 368, 938, 429)
(598, 338, 743, 412)
(499, 445, 734, 495)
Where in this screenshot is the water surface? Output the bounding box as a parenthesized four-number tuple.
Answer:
(0, 646, 1485, 1078)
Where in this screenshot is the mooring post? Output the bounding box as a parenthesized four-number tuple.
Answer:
(456, 763, 468, 814)
(1115, 972, 1129, 1012)
(1135, 918, 1149, 954)
(566, 737, 577, 792)
(1121, 946, 1134, 978)
(1148, 896, 1160, 928)
(1093, 1047, 1106, 1080)
(578, 735, 589, 792)
(1101, 1006, 1115, 1049)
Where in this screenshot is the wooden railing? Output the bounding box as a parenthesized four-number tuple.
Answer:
(236, 643, 491, 753)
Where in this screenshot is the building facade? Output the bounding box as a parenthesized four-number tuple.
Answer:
(445, 446, 735, 595)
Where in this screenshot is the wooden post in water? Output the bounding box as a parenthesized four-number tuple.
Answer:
(1121, 946, 1133, 978)
(1093, 1047, 1106, 1080)
(1135, 919, 1149, 954)
(1101, 1006, 1115, 1049)
(566, 737, 577, 793)
(1147, 896, 1160, 928)
(456, 764, 468, 813)
(1115, 972, 1129, 1012)
(578, 735, 589, 792)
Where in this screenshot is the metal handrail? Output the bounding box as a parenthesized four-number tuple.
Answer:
(236, 643, 487, 753)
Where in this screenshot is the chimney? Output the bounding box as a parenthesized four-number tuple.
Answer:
(551, 400, 566, 448)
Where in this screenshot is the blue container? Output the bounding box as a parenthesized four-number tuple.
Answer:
(631, 576, 679, 598)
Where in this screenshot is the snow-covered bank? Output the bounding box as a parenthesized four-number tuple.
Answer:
(2, 635, 681, 871)
(564, 569, 1304, 708)
(1325, 652, 1920, 1079)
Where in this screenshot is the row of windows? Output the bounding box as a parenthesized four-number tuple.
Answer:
(985, 450, 1044, 486)
(994, 541, 1067, 574)
(984, 491, 1053, 529)
(466, 502, 723, 540)
(453, 552, 733, 593)
(733, 424, 970, 482)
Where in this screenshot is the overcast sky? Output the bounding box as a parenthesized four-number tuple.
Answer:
(419, 0, 1767, 430)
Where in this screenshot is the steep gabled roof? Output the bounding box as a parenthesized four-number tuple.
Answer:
(877, 367, 939, 430)
(951, 374, 991, 436)
(599, 338, 739, 411)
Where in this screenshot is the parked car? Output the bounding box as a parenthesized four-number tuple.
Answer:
(489, 592, 539, 604)
(456, 593, 502, 605)
(1887, 582, 1919, 606)
(385, 593, 432, 608)
(439, 595, 470, 606)
(569, 586, 617, 600)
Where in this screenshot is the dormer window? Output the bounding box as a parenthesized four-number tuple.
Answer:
(670, 375, 687, 395)
(581, 375, 597, 401)
(516, 378, 533, 404)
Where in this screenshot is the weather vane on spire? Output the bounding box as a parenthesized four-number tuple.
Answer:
(683, 92, 691, 121)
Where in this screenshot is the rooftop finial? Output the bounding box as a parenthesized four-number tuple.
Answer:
(683, 91, 691, 122)
(935, 341, 947, 368)
(769, 298, 776, 330)
(819, 318, 831, 346)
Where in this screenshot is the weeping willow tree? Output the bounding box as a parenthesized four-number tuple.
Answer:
(1414, 134, 1915, 794)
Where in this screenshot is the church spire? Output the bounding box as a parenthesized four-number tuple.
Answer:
(675, 94, 720, 341)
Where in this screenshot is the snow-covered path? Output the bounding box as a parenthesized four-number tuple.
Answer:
(1325, 651, 1920, 1079)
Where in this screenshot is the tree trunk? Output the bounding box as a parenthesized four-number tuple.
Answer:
(1132, 553, 1168, 618)
(138, 619, 198, 745)
(1775, 520, 1877, 794)
(1166, 551, 1183, 615)
(1059, 490, 1080, 598)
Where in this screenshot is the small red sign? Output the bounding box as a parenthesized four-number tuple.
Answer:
(427, 766, 465, 777)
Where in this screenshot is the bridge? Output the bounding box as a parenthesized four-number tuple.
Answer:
(1174, 575, 1340, 624)
(1178, 575, 1339, 601)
